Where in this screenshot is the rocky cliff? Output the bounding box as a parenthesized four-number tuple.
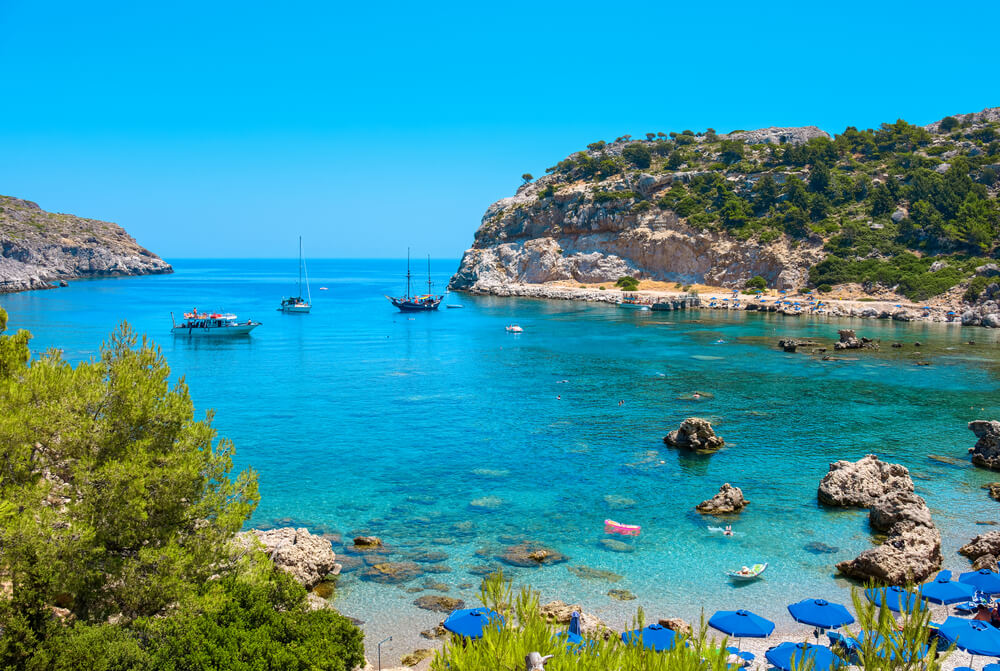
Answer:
(0, 195, 171, 292)
(450, 108, 1000, 296)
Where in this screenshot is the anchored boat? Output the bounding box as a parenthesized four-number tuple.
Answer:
(171, 310, 261, 336)
(387, 250, 442, 312)
(279, 236, 312, 313)
(617, 294, 651, 310)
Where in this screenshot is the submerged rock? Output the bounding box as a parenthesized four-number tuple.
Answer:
(984, 482, 1000, 501)
(361, 561, 423, 584)
(598, 538, 635, 553)
(804, 541, 840, 555)
(969, 421, 1000, 471)
(413, 595, 464, 612)
(498, 542, 568, 567)
(608, 589, 636, 600)
(400, 649, 433, 666)
(663, 417, 724, 452)
(567, 565, 622, 582)
(696, 483, 749, 515)
(353, 535, 383, 547)
(237, 527, 341, 589)
(817, 454, 914, 507)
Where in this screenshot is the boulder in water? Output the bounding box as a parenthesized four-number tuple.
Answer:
(960, 531, 1000, 560)
(696, 483, 749, 514)
(969, 421, 1000, 471)
(498, 542, 568, 567)
(237, 527, 341, 589)
(973, 554, 999, 571)
(817, 454, 914, 507)
(663, 417, 724, 452)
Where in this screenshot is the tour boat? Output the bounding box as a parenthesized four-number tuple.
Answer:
(617, 295, 651, 310)
(505, 324, 523, 333)
(279, 237, 312, 313)
(387, 250, 442, 312)
(171, 310, 261, 336)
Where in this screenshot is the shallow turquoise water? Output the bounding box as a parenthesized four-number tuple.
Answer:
(3, 259, 999, 659)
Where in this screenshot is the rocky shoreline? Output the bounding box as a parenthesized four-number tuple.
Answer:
(452, 281, 1000, 326)
(0, 195, 171, 293)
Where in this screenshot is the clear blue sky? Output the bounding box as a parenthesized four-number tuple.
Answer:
(1, 0, 997, 259)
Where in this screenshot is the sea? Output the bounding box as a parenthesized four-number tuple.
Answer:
(3, 258, 999, 663)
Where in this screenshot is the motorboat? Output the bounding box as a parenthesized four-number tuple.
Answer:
(171, 310, 260, 336)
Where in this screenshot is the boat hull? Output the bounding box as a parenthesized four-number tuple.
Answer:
(280, 305, 311, 313)
(617, 303, 650, 310)
(389, 297, 441, 312)
(171, 324, 260, 336)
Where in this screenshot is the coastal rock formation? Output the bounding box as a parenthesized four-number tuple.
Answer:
(836, 491, 942, 584)
(985, 483, 1000, 501)
(833, 330, 877, 351)
(696, 483, 749, 514)
(413, 595, 464, 612)
(0, 195, 172, 292)
(968, 421, 1000, 471)
(238, 527, 341, 589)
(973, 554, 999, 571)
(817, 454, 914, 507)
(663, 418, 724, 452)
(658, 617, 693, 636)
(960, 531, 1000, 561)
(724, 127, 830, 145)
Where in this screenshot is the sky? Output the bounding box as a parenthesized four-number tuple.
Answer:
(0, 0, 998, 259)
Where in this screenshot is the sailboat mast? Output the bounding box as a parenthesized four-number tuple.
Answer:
(406, 248, 411, 298)
(427, 255, 432, 295)
(298, 236, 303, 296)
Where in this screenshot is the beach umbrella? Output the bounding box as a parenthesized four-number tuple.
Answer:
(765, 641, 842, 671)
(865, 586, 923, 613)
(552, 612, 594, 651)
(442, 607, 504, 640)
(922, 571, 976, 605)
(923, 306, 932, 310)
(621, 623, 678, 651)
(949, 311, 957, 315)
(709, 609, 775, 638)
(938, 617, 1000, 657)
(788, 598, 854, 630)
(960, 569, 1000, 595)
(982, 664, 1000, 671)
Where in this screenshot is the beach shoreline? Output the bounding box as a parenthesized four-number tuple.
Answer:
(455, 281, 972, 326)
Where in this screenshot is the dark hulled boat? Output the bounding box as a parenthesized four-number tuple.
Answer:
(387, 251, 442, 312)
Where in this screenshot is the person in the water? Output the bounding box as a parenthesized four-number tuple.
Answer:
(723, 525, 733, 536)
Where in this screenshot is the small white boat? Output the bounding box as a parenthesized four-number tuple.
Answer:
(727, 563, 768, 582)
(506, 324, 523, 333)
(171, 311, 260, 336)
(447, 304, 464, 309)
(319, 287, 329, 291)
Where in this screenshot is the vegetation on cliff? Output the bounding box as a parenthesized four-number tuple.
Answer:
(0, 311, 363, 670)
(508, 109, 1000, 300)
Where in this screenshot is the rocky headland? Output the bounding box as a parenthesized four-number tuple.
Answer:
(0, 195, 171, 292)
(450, 108, 1000, 326)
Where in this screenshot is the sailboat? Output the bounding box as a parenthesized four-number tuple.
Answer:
(279, 236, 312, 313)
(387, 250, 442, 312)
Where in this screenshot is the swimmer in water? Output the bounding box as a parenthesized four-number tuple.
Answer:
(692, 392, 701, 399)
(557, 395, 561, 400)
(723, 525, 733, 537)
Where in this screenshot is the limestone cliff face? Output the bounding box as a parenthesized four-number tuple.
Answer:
(450, 166, 825, 292)
(0, 195, 172, 292)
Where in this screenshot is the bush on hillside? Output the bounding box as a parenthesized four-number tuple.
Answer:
(616, 276, 640, 291)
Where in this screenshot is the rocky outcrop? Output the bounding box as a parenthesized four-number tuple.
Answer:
(0, 195, 171, 292)
(817, 454, 914, 507)
(833, 330, 877, 351)
(724, 127, 830, 145)
(413, 595, 464, 612)
(658, 617, 693, 636)
(836, 490, 942, 585)
(353, 535, 383, 547)
(969, 421, 1000, 471)
(663, 418, 724, 452)
(238, 527, 341, 589)
(960, 531, 1000, 561)
(499, 542, 568, 567)
(696, 483, 749, 514)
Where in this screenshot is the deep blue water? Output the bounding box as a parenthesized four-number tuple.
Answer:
(3, 259, 999, 658)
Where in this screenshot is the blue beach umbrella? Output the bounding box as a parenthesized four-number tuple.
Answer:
(865, 586, 923, 613)
(442, 607, 504, 639)
(621, 623, 678, 651)
(938, 617, 1000, 656)
(960, 569, 1000, 595)
(765, 641, 842, 671)
(709, 609, 775, 638)
(788, 598, 855, 629)
(922, 572, 976, 605)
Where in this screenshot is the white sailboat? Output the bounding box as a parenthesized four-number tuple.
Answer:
(279, 236, 312, 313)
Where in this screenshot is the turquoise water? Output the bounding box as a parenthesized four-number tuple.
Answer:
(3, 259, 1000, 660)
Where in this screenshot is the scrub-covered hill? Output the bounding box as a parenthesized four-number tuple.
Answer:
(0, 195, 171, 292)
(451, 108, 1000, 307)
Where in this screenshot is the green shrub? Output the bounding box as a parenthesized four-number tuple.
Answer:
(746, 275, 767, 290)
(818, 283, 833, 292)
(616, 276, 640, 291)
(622, 143, 652, 169)
(593, 190, 635, 204)
(964, 274, 992, 302)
